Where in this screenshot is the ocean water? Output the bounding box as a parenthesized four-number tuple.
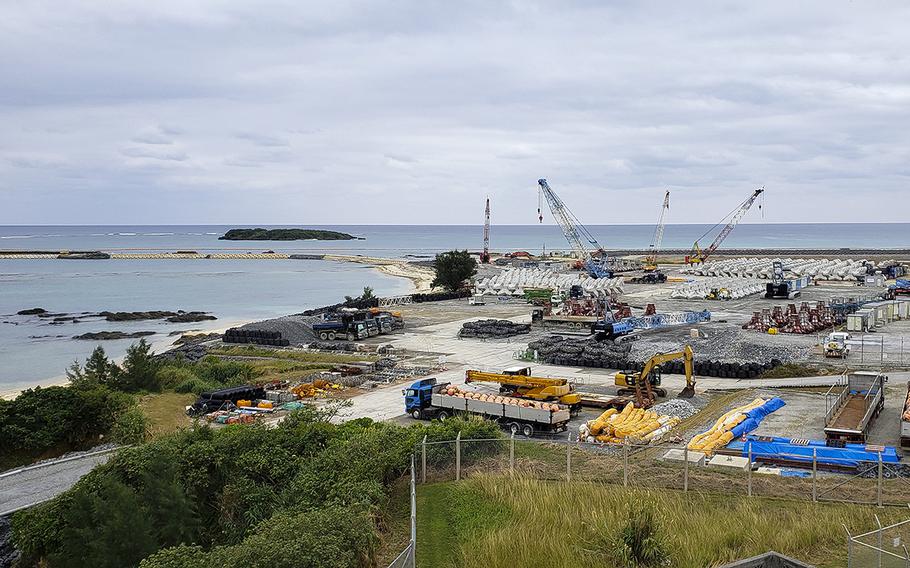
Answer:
(1, 223, 906, 393)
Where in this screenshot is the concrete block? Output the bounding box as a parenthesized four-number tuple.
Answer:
(661, 449, 706, 465)
(756, 466, 782, 476)
(708, 454, 750, 471)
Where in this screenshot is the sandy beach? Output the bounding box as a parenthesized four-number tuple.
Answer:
(324, 255, 436, 292)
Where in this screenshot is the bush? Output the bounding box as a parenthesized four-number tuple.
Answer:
(155, 367, 198, 391)
(112, 408, 150, 445)
(173, 378, 220, 395)
(0, 385, 133, 467)
(431, 250, 477, 292)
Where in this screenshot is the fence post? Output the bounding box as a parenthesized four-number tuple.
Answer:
(421, 435, 427, 485)
(410, 454, 417, 568)
(844, 525, 853, 568)
(456, 432, 461, 482)
(566, 437, 572, 482)
(812, 448, 818, 502)
(509, 433, 515, 475)
(878, 452, 884, 508)
(747, 445, 753, 497)
(683, 446, 689, 493)
(877, 515, 883, 568)
(623, 443, 629, 488)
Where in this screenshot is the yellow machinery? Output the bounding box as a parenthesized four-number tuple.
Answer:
(614, 345, 696, 407)
(464, 367, 581, 412)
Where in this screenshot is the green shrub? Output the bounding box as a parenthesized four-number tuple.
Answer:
(173, 378, 219, 395)
(155, 367, 198, 391)
(112, 408, 150, 445)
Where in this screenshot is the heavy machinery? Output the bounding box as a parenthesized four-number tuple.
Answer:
(643, 189, 670, 272)
(480, 197, 491, 264)
(765, 261, 806, 299)
(404, 378, 570, 437)
(537, 178, 612, 278)
(465, 367, 582, 413)
(687, 187, 764, 264)
(823, 331, 851, 358)
(613, 346, 696, 407)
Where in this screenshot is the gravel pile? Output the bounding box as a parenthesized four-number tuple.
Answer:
(650, 400, 699, 420)
(239, 316, 321, 345)
(527, 335, 785, 378)
(459, 319, 531, 339)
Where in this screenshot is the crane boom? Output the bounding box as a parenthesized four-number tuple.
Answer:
(465, 369, 581, 407)
(690, 187, 764, 264)
(645, 190, 670, 269)
(537, 178, 612, 278)
(480, 197, 491, 263)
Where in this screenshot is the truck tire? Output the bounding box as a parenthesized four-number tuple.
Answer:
(347, 332, 356, 341)
(319, 332, 329, 340)
(437, 410, 450, 420)
(508, 422, 520, 436)
(328, 331, 336, 340)
(411, 409, 423, 420)
(521, 423, 534, 438)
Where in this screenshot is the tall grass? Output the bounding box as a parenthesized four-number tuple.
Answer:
(424, 476, 903, 568)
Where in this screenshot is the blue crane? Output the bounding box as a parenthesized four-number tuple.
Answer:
(537, 178, 612, 278)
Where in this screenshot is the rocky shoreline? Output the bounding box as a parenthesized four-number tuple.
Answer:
(13, 308, 217, 326)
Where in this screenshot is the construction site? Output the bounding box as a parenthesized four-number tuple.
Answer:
(169, 182, 910, 474)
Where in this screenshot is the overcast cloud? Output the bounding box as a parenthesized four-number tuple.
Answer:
(1, 1, 909, 224)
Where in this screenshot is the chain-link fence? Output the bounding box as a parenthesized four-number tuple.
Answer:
(386, 456, 416, 568)
(846, 516, 910, 567)
(414, 434, 910, 508)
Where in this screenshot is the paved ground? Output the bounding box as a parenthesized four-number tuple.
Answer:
(0, 451, 114, 515)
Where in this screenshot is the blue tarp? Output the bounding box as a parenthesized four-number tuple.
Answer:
(729, 436, 900, 467)
(729, 397, 786, 439)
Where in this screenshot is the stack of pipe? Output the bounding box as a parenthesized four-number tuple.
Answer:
(473, 268, 624, 297)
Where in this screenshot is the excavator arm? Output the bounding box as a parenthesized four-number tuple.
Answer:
(621, 346, 696, 405)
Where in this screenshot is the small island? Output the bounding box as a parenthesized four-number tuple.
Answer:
(219, 228, 359, 241)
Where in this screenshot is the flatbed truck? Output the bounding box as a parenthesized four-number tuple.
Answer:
(403, 378, 570, 437)
(824, 371, 886, 444)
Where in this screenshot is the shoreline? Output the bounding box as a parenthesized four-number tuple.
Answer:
(0, 257, 426, 400)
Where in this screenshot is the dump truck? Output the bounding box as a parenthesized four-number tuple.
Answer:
(824, 370, 886, 443)
(403, 377, 570, 437)
(901, 384, 910, 449)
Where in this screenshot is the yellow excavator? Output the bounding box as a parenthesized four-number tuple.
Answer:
(464, 367, 582, 413)
(614, 345, 696, 407)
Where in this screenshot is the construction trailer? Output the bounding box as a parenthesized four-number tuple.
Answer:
(823, 371, 886, 444)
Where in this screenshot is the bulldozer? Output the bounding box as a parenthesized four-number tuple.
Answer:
(613, 345, 696, 407)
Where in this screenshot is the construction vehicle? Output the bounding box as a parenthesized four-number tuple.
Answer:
(823, 331, 851, 358)
(480, 197, 491, 264)
(404, 377, 570, 437)
(312, 308, 400, 341)
(613, 346, 696, 407)
(537, 178, 612, 278)
(465, 367, 582, 413)
(643, 189, 670, 273)
(687, 187, 764, 264)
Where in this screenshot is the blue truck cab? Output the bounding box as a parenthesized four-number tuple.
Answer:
(404, 377, 441, 420)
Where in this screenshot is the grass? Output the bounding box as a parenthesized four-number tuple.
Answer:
(138, 392, 196, 438)
(416, 476, 906, 568)
(208, 345, 376, 363)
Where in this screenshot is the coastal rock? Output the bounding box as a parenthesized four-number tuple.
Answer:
(219, 228, 359, 241)
(98, 310, 216, 323)
(73, 331, 156, 341)
(16, 308, 47, 316)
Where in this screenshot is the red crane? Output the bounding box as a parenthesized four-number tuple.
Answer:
(480, 197, 491, 264)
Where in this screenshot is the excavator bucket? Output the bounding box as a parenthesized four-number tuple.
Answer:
(677, 382, 696, 399)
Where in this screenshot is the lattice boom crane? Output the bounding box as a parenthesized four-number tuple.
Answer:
(645, 189, 670, 270)
(537, 178, 612, 278)
(688, 187, 764, 264)
(480, 197, 491, 264)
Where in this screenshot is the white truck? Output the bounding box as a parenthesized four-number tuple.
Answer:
(824, 331, 851, 358)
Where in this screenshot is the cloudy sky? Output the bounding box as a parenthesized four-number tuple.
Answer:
(2, 1, 909, 225)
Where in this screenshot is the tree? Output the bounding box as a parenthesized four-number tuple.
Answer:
(431, 250, 477, 292)
(120, 339, 161, 392)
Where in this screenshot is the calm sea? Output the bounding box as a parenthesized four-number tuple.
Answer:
(1, 223, 907, 392)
